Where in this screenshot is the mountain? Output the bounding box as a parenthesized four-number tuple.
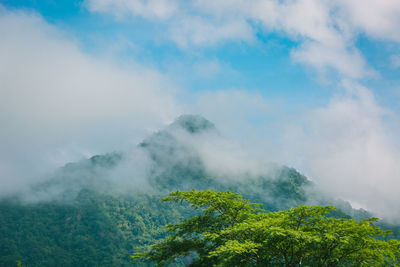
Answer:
(0, 115, 396, 266)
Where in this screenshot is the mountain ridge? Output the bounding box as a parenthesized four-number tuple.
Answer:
(0, 114, 397, 266)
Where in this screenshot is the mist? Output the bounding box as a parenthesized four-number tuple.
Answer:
(281, 82, 400, 221)
(0, 7, 180, 196)
(1, 5, 400, 223)
(191, 85, 400, 222)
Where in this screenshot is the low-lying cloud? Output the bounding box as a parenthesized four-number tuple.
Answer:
(281, 82, 400, 221)
(0, 7, 180, 195)
(1, 4, 400, 222)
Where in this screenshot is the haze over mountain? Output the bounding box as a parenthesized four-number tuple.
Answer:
(1, 2, 400, 224)
(3, 114, 393, 266)
(15, 115, 311, 207)
(1, 1, 400, 265)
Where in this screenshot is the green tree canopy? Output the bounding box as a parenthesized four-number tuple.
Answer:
(132, 189, 400, 266)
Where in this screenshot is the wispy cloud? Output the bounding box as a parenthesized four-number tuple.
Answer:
(84, 0, 179, 20)
(0, 7, 180, 195)
(191, 84, 400, 221)
(2, 2, 400, 222)
(84, 0, 400, 79)
(280, 81, 400, 220)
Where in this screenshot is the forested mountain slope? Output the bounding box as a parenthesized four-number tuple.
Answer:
(0, 115, 396, 266)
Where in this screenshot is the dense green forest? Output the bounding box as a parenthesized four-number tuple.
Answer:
(0, 115, 399, 266)
(134, 190, 400, 266)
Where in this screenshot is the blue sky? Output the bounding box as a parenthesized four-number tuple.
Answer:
(1, 0, 400, 219)
(3, 0, 399, 107)
(0, 1, 339, 98)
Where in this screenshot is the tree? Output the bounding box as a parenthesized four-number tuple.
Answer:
(132, 189, 400, 266)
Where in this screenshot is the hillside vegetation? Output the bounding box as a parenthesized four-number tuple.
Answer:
(0, 115, 398, 266)
(134, 190, 400, 266)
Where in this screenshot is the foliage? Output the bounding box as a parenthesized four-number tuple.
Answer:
(1, 116, 398, 266)
(0, 190, 189, 266)
(0, 162, 311, 266)
(133, 189, 400, 266)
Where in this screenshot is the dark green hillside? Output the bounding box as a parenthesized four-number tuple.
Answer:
(0, 167, 311, 266)
(0, 115, 395, 266)
(0, 190, 190, 266)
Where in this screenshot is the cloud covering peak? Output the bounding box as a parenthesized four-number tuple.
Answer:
(1, 2, 400, 222)
(0, 7, 180, 195)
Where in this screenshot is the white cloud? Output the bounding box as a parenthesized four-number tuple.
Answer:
(85, 0, 179, 20)
(291, 41, 370, 79)
(169, 15, 255, 48)
(335, 0, 400, 42)
(191, 90, 271, 139)
(0, 7, 180, 195)
(281, 82, 400, 221)
(2, 2, 400, 222)
(84, 0, 400, 79)
(180, 84, 400, 221)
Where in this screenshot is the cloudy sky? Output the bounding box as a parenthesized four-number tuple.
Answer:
(1, 0, 400, 219)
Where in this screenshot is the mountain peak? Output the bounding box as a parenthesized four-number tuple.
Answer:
(170, 114, 216, 134)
